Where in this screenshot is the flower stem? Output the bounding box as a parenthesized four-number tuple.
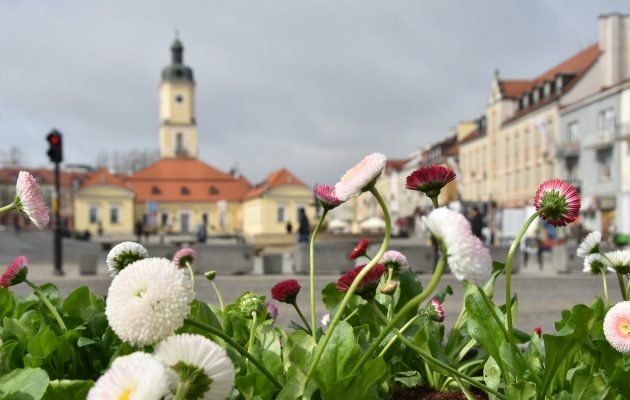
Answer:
(174, 382, 190, 400)
(368, 300, 505, 399)
(601, 273, 610, 306)
(352, 249, 446, 375)
(247, 311, 257, 352)
(616, 272, 627, 301)
(211, 281, 225, 311)
(505, 211, 539, 381)
(25, 279, 67, 332)
(184, 261, 195, 291)
(0, 202, 16, 215)
(292, 302, 312, 334)
(378, 315, 419, 358)
(306, 186, 391, 382)
(430, 196, 440, 209)
(309, 209, 328, 340)
(184, 317, 282, 390)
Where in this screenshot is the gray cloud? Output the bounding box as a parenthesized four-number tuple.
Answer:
(0, 1, 627, 185)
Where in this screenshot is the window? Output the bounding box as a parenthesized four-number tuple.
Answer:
(175, 133, 184, 154)
(175, 95, 184, 103)
(110, 206, 119, 224)
(598, 149, 613, 181)
(597, 108, 615, 134)
(556, 76, 563, 94)
(522, 94, 529, 108)
(89, 205, 99, 224)
(151, 185, 161, 195)
(161, 211, 168, 227)
(180, 186, 190, 195)
(209, 186, 219, 195)
(533, 89, 539, 103)
(202, 212, 209, 225)
(277, 205, 286, 223)
(544, 82, 551, 97)
(567, 121, 580, 144)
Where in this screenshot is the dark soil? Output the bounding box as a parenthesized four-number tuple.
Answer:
(391, 385, 485, 400)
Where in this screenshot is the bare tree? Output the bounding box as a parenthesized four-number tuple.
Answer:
(0, 146, 24, 167)
(100, 148, 159, 175)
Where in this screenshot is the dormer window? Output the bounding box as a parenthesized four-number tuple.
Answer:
(181, 186, 190, 195)
(532, 88, 540, 103)
(522, 94, 529, 108)
(151, 186, 161, 195)
(209, 186, 219, 195)
(544, 82, 551, 97)
(556, 76, 563, 94)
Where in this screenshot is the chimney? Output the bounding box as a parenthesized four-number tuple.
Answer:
(599, 13, 630, 87)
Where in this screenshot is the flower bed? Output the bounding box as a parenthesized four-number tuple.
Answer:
(1, 164, 629, 399)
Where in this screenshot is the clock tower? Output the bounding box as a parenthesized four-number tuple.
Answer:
(159, 37, 198, 158)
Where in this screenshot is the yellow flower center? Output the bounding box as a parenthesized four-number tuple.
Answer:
(620, 321, 630, 335)
(118, 388, 132, 400)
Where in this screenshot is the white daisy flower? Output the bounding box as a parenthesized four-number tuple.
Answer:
(106, 258, 194, 347)
(87, 352, 173, 400)
(604, 250, 630, 274)
(576, 231, 601, 258)
(321, 313, 331, 331)
(603, 301, 630, 354)
(106, 241, 149, 276)
(334, 153, 387, 201)
(155, 334, 235, 400)
(583, 253, 611, 275)
(423, 207, 491, 286)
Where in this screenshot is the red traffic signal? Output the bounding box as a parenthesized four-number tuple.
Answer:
(46, 130, 63, 163)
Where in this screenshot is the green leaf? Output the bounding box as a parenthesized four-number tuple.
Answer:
(61, 287, 103, 322)
(322, 282, 344, 310)
(76, 337, 97, 348)
(38, 284, 61, 306)
(540, 304, 595, 396)
(0, 367, 49, 400)
(464, 285, 510, 380)
(26, 327, 57, 358)
(0, 289, 15, 319)
(42, 380, 93, 400)
(564, 368, 608, 400)
(276, 366, 307, 400)
(483, 357, 501, 393)
(285, 330, 316, 372)
(394, 268, 423, 316)
(392, 371, 423, 388)
(506, 381, 536, 399)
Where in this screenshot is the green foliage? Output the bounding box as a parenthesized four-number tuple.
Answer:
(0, 368, 49, 400)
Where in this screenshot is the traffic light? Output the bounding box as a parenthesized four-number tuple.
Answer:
(46, 130, 63, 163)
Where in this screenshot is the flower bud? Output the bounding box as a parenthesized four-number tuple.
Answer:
(426, 299, 445, 322)
(204, 270, 217, 281)
(380, 280, 399, 295)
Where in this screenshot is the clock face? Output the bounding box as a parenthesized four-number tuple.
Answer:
(175, 95, 184, 103)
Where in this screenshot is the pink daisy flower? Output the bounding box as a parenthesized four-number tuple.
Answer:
(534, 179, 580, 227)
(314, 184, 344, 210)
(336, 263, 386, 300)
(603, 301, 630, 354)
(533, 325, 542, 338)
(271, 279, 301, 304)
(172, 247, 197, 268)
(380, 250, 408, 271)
(334, 153, 387, 201)
(427, 299, 445, 322)
(15, 171, 49, 229)
(0, 256, 28, 288)
(405, 165, 456, 199)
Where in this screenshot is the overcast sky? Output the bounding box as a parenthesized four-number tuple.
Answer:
(1, 1, 629, 186)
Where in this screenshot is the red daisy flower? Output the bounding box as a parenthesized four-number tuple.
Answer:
(534, 179, 580, 227)
(271, 279, 301, 304)
(405, 165, 456, 198)
(336, 263, 386, 300)
(0, 256, 28, 288)
(347, 238, 369, 260)
(314, 184, 343, 210)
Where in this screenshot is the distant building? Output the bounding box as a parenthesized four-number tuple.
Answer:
(0, 168, 90, 230)
(558, 13, 630, 237)
(74, 38, 311, 238)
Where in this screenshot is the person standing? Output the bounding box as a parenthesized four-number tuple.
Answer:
(297, 208, 310, 243)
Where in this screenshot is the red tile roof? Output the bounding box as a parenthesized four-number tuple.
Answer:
(128, 159, 251, 203)
(0, 167, 91, 187)
(81, 168, 129, 190)
(385, 159, 408, 172)
(499, 43, 600, 99)
(244, 168, 308, 200)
